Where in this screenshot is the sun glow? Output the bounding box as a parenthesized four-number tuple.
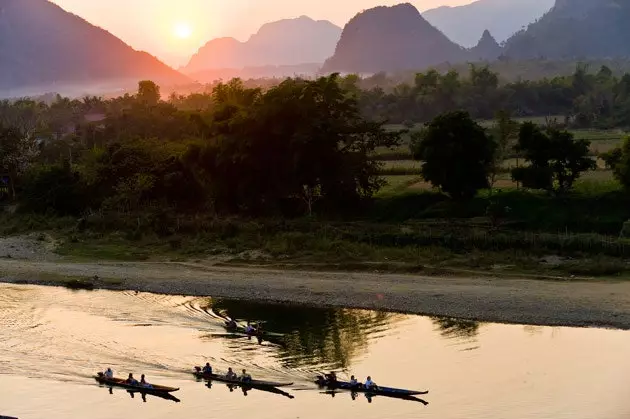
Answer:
(173, 22, 193, 39)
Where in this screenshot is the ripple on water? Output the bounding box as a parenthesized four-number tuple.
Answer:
(1, 283, 630, 419)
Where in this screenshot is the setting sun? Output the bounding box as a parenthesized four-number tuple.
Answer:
(174, 22, 193, 39)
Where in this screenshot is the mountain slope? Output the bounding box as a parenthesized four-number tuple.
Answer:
(423, 0, 554, 47)
(183, 16, 342, 73)
(503, 0, 630, 59)
(469, 30, 503, 61)
(322, 3, 467, 74)
(0, 0, 187, 93)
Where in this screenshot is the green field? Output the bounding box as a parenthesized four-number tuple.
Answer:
(378, 119, 627, 196)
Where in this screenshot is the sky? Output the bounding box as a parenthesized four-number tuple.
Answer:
(50, 0, 473, 67)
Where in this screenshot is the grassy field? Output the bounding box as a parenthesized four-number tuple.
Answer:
(378, 118, 627, 195)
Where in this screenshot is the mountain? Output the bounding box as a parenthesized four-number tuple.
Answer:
(0, 0, 188, 95)
(469, 30, 503, 61)
(423, 0, 555, 47)
(183, 16, 342, 74)
(503, 0, 630, 59)
(322, 3, 467, 74)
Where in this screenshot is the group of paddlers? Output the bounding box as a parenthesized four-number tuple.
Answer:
(102, 368, 154, 389)
(324, 372, 379, 390)
(201, 363, 252, 383)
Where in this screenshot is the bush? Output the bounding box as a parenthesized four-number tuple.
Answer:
(20, 163, 86, 215)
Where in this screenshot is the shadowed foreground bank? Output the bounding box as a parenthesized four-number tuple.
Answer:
(1, 258, 630, 330)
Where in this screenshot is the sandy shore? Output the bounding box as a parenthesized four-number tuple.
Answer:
(2, 254, 630, 330)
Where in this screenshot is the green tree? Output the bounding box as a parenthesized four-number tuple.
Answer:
(611, 137, 630, 191)
(20, 163, 85, 215)
(489, 110, 520, 189)
(511, 123, 595, 195)
(137, 80, 161, 106)
(601, 146, 623, 170)
(185, 74, 400, 214)
(412, 111, 495, 200)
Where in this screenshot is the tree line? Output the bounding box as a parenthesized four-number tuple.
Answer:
(3, 71, 630, 221)
(1, 76, 400, 217)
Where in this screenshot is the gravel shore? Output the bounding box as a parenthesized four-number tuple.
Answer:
(1, 235, 629, 329)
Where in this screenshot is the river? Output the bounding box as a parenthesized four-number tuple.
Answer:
(0, 283, 629, 418)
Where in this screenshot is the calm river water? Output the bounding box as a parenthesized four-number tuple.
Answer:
(1, 283, 629, 419)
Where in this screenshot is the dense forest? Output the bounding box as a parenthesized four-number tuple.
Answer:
(0, 65, 629, 208)
(3, 65, 630, 219)
(3, 65, 630, 275)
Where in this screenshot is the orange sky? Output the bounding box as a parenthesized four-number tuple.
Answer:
(50, 0, 473, 67)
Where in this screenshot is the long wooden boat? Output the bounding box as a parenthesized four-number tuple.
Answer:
(315, 376, 428, 397)
(94, 373, 179, 394)
(193, 367, 293, 388)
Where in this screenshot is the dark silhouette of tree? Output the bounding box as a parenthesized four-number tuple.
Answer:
(511, 123, 595, 195)
(137, 80, 161, 106)
(412, 111, 495, 200)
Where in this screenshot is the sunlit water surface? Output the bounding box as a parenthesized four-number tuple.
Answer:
(1, 283, 629, 419)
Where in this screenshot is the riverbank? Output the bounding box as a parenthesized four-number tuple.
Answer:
(2, 247, 630, 329)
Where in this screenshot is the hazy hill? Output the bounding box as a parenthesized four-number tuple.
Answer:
(185, 64, 322, 84)
(322, 3, 468, 74)
(0, 0, 187, 96)
(503, 0, 630, 59)
(423, 0, 554, 47)
(469, 30, 503, 61)
(184, 16, 342, 74)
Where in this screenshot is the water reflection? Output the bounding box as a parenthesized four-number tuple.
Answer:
(208, 298, 402, 370)
(430, 316, 482, 340)
(2, 284, 630, 419)
(200, 379, 295, 399)
(99, 385, 181, 403)
(322, 389, 429, 405)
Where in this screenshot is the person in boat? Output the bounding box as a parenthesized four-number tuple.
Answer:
(226, 319, 237, 329)
(140, 374, 153, 389)
(240, 369, 252, 384)
(202, 363, 213, 375)
(325, 371, 337, 385)
(349, 375, 358, 387)
(364, 376, 378, 390)
(226, 367, 238, 380)
(126, 373, 139, 385)
(245, 322, 255, 334)
(104, 368, 114, 379)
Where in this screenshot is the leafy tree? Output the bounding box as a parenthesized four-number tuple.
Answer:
(601, 147, 623, 170)
(20, 163, 85, 215)
(489, 110, 520, 188)
(185, 74, 400, 214)
(137, 80, 161, 106)
(0, 124, 38, 199)
(511, 123, 596, 195)
(412, 111, 495, 200)
(610, 138, 630, 191)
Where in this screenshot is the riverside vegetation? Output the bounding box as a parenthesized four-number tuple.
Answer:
(4, 65, 630, 278)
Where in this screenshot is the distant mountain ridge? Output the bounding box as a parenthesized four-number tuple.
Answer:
(470, 30, 502, 61)
(423, 0, 555, 47)
(0, 0, 187, 95)
(183, 16, 342, 74)
(503, 0, 630, 59)
(322, 3, 468, 74)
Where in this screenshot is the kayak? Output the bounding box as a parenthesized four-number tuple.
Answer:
(223, 321, 284, 338)
(222, 322, 285, 346)
(94, 373, 179, 393)
(315, 376, 428, 397)
(193, 367, 293, 388)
